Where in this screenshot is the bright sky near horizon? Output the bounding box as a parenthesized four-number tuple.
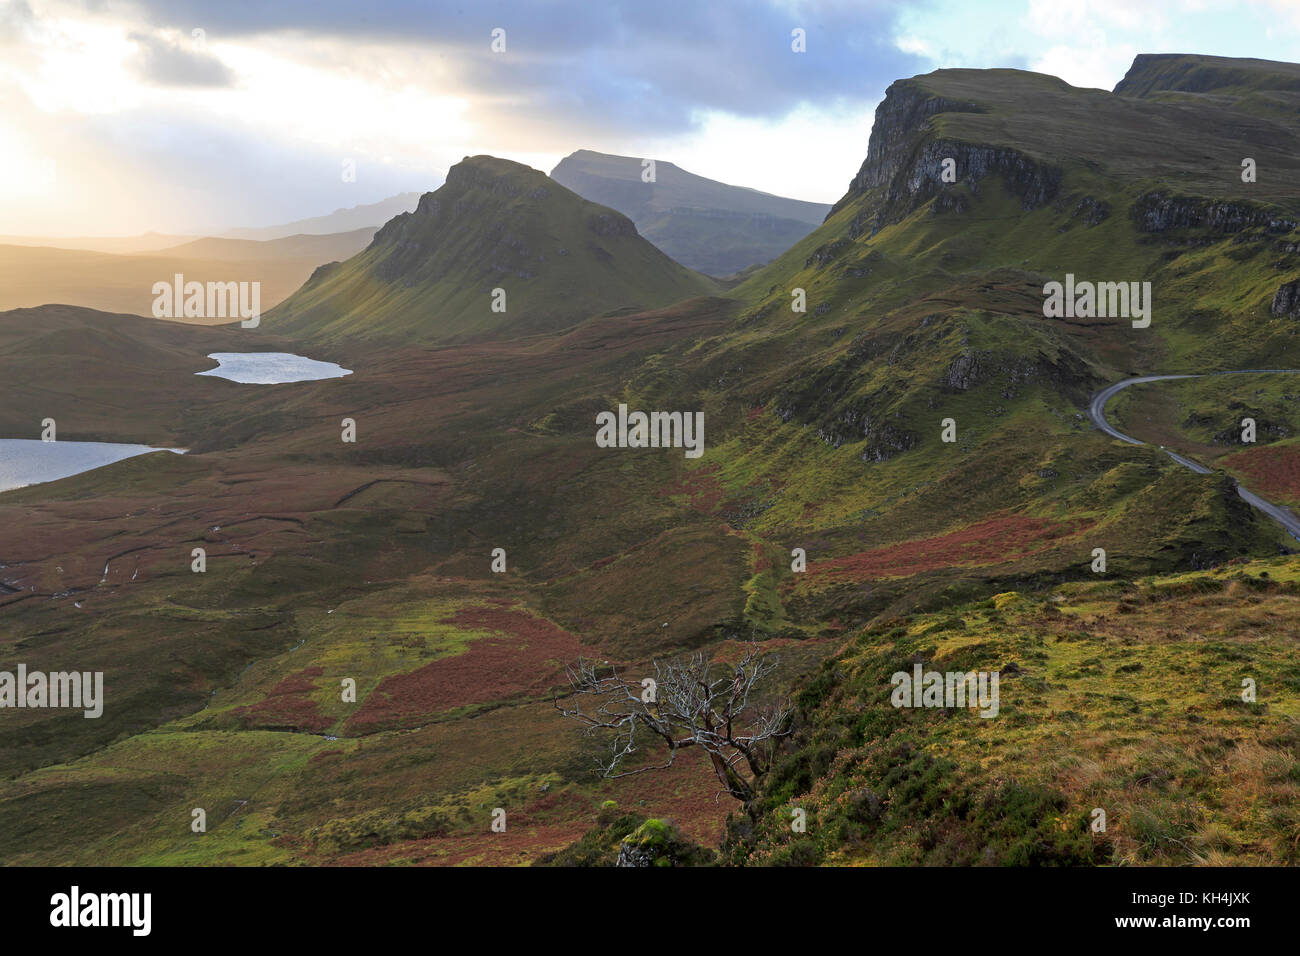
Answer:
(2, 0, 1298, 236)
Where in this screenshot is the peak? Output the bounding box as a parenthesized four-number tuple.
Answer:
(446, 155, 543, 181)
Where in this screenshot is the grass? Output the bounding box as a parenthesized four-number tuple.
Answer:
(5, 57, 1300, 866)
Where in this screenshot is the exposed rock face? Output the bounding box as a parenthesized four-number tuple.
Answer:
(615, 841, 655, 867)
(806, 238, 852, 269)
(587, 212, 637, 238)
(841, 83, 986, 199)
(1072, 197, 1110, 226)
(1132, 191, 1299, 234)
(832, 80, 1061, 238)
(1271, 279, 1300, 317)
(613, 819, 710, 867)
(941, 347, 1092, 400)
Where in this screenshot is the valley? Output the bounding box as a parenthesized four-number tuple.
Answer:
(3, 51, 1300, 868)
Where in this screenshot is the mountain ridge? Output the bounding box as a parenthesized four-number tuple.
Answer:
(550, 149, 831, 276)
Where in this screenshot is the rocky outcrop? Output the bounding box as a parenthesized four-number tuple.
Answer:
(1271, 278, 1300, 317)
(941, 346, 1093, 401)
(586, 211, 637, 238)
(833, 80, 1061, 238)
(839, 82, 986, 201)
(614, 819, 710, 867)
(806, 238, 852, 269)
(1072, 196, 1110, 226)
(1131, 191, 1298, 234)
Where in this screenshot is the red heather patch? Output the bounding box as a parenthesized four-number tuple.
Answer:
(808, 514, 1094, 581)
(234, 666, 331, 733)
(344, 608, 593, 734)
(266, 666, 324, 696)
(1222, 444, 1300, 504)
(660, 463, 724, 514)
(746, 405, 765, 421)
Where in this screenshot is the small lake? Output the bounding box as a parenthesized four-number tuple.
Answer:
(0, 440, 185, 493)
(197, 352, 352, 384)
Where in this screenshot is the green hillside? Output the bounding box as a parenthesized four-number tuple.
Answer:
(268, 155, 719, 345)
(5, 55, 1300, 868)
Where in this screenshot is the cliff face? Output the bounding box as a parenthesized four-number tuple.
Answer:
(1131, 191, 1299, 234)
(831, 79, 1061, 238)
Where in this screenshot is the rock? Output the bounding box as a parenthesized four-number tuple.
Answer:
(1271, 278, 1300, 317)
(831, 80, 1061, 238)
(1132, 191, 1298, 234)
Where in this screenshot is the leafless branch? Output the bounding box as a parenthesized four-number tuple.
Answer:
(553, 643, 793, 804)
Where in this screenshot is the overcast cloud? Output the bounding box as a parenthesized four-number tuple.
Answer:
(3, 0, 1299, 235)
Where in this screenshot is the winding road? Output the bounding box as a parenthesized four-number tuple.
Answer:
(1088, 370, 1300, 541)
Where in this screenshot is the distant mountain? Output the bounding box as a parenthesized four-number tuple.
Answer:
(270, 155, 719, 344)
(153, 229, 376, 262)
(549, 149, 830, 277)
(0, 197, 422, 252)
(0, 232, 196, 254)
(224, 193, 424, 240)
(0, 238, 364, 318)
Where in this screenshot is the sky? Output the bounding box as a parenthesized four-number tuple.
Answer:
(1, 0, 1299, 236)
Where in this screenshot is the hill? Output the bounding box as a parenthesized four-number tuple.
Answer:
(550, 149, 830, 276)
(0, 239, 364, 319)
(0, 232, 196, 254)
(152, 229, 375, 262)
(223, 193, 423, 240)
(5, 55, 1300, 868)
(268, 155, 719, 344)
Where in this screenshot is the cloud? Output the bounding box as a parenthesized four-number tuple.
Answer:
(126, 29, 236, 87)
(0, 0, 35, 42)
(101, 0, 926, 134)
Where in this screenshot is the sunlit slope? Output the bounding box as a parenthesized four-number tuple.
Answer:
(727, 560, 1300, 866)
(0, 242, 357, 320)
(269, 156, 719, 345)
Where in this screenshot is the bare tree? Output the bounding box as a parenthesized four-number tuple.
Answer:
(554, 643, 794, 805)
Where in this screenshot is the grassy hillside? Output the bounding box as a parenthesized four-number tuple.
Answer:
(4, 56, 1300, 867)
(268, 156, 720, 345)
(724, 559, 1300, 866)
